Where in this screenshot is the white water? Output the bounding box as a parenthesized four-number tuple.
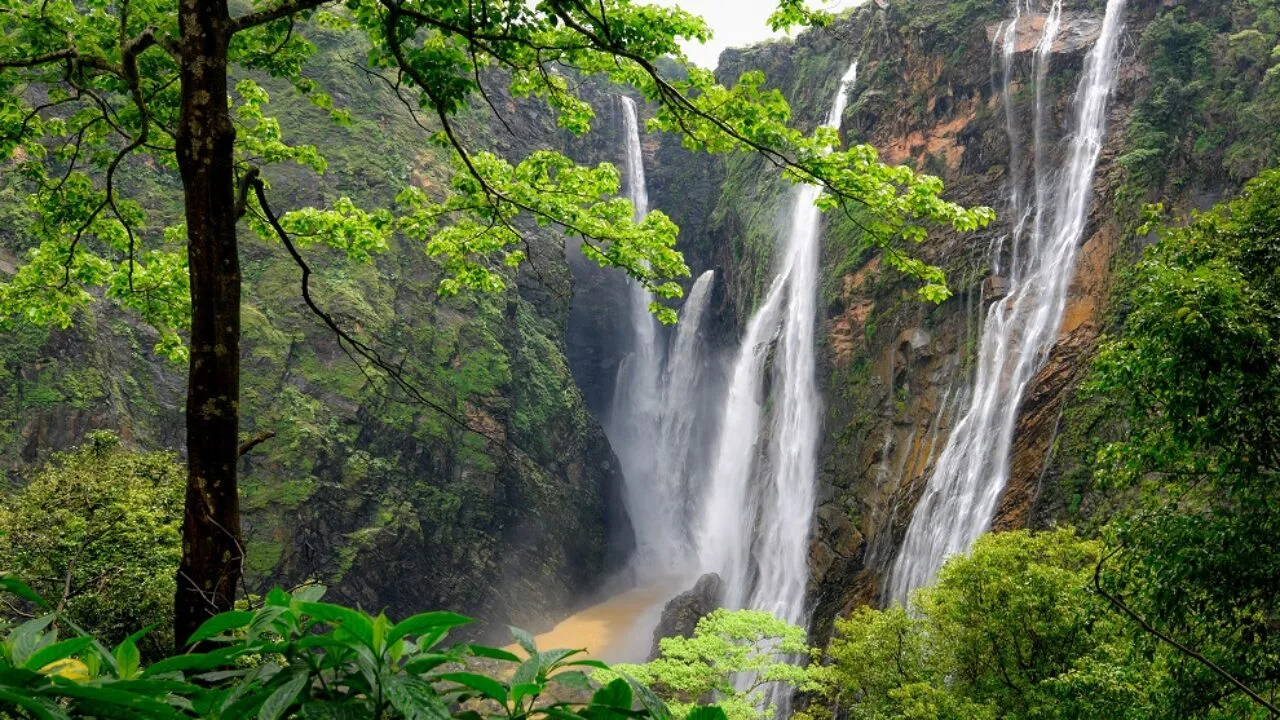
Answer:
(607, 96, 717, 579)
(654, 270, 717, 548)
(697, 61, 860, 625)
(888, 0, 1127, 603)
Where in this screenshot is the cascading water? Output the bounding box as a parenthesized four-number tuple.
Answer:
(888, 0, 1127, 603)
(607, 96, 716, 578)
(654, 270, 717, 546)
(697, 61, 860, 625)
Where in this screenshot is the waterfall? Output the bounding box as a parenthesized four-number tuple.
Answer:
(888, 0, 1127, 604)
(655, 270, 717, 546)
(607, 96, 717, 578)
(697, 61, 859, 623)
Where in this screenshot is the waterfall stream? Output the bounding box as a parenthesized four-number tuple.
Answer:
(888, 0, 1128, 603)
(697, 61, 860, 625)
(607, 96, 717, 580)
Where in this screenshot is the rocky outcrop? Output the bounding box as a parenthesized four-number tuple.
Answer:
(641, 0, 1193, 644)
(648, 573, 723, 659)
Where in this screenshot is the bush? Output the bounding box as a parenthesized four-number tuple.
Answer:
(0, 576, 727, 720)
(0, 432, 183, 658)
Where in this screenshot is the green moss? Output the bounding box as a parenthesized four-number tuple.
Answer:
(244, 540, 284, 575)
(59, 367, 107, 409)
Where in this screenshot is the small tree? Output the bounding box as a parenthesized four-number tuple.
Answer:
(0, 431, 183, 657)
(806, 530, 1157, 720)
(603, 609, 811, 720)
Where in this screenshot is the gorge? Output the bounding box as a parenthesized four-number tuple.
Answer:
(3, 0, 1278, 711)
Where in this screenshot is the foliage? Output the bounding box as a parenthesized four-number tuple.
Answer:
(1117, 0, 1280, 208)
(0, 0, 991, 345)
(804, 529, 1167, 720)
(601, 609, 811, 720)
(1088, 169, 1280, 716)
(0, 432, 183, 659)
(0, 576, 728, 720)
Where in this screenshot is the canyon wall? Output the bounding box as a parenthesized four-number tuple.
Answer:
(637, 0, 1273, 640)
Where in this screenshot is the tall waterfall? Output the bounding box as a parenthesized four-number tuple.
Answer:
(888, 0, 1127, 603)
(607, 96, 716, 578)
(697, 61, 859, 624)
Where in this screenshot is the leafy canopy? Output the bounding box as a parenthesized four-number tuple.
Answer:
(803, 529, 1168, 720)
(1088, 169, 1280, 717)
(600, 609, 812, 720)
(0, 0, 991, 348)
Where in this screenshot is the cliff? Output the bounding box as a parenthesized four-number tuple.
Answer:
(637, 0, 1276, 641)
(3, 0, 1273, 646)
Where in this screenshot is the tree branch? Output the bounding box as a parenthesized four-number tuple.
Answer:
(238, 430, 277, 458)
(230, 0, 332, 33)
(1094, 548, 1280, 717)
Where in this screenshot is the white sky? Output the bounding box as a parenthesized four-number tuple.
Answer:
(651, 0, 863, 68)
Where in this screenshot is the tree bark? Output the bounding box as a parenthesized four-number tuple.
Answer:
(173, 0, 243, 649)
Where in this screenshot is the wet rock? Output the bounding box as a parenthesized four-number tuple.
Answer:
(649, 573, 722, 659)
(900, 328, 932, 355)
(983, 275, 1011, 302)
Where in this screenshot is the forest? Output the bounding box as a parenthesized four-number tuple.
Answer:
(0, 0, 1277, 718)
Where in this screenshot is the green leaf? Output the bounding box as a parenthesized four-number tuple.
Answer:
(388, 611, 472, 645)
(292, 585, 327, 603)
(22, 636, 93, 672)
(258, 671, 308, 720)
(187, 610, 255, 645)
(510, 681, 542, 708)
(47, 682, 183, 717)
(512, 656, 541, 686)
(467, 644, 521, 663)
(623, 674, 670, 720)
(0, 688, 70, 720)
(10, 615, 56, 666)
(297, 602, 374, 647)
(246, 606, 290, 641)
(685, 707, 727, 720)
(436, 671, 509, 703)
(401, 652, 454, 675)
(591, 678, 632, 710)
(550, 670, 594, 692)
(535, 648, 579, 670)
(141, 646, 246, 678)
(564, 658, 611, 670)
(509, 626, 538, 656)
(383, 675, 451, 720)
(0, 574, 51, 610)
(114, 637, 141, 680)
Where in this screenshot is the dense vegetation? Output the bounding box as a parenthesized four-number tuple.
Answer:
(1117, 0, 1280, 209)
(2, 0, 1279, 718)
(0, 0, 991, 646)
(0, 572, 733, 720)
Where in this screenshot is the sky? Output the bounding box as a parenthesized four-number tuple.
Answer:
(651, 0, 862, 69)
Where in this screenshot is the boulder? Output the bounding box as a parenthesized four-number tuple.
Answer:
(648, 573, 723, 659)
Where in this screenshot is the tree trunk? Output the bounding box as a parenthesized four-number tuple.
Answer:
(173, 0, 243, 649)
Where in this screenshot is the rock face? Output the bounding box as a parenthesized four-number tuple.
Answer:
(649, 573, 723, 660)
(639, 0, 1255, 644)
